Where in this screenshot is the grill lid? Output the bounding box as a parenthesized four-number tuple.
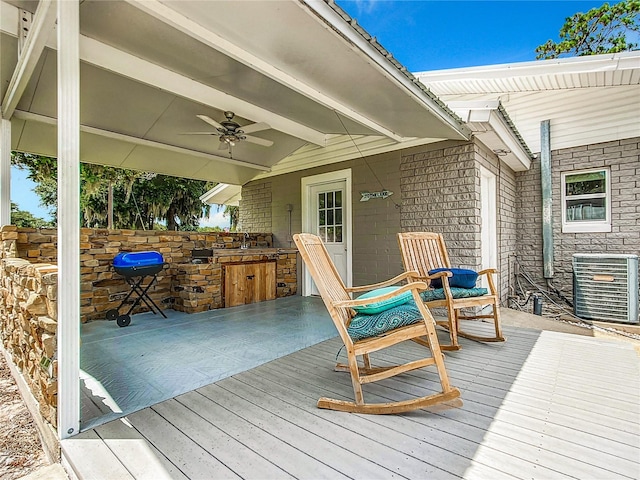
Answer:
(113, 251, 164, 267)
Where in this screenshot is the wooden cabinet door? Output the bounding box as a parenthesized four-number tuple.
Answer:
(225, 262, 276, 307)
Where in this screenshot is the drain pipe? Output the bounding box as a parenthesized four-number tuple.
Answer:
(540, 120, 554, 280)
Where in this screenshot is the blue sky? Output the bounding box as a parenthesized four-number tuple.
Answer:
(12, 0, 609, 225)
(335, 0, 611, 71)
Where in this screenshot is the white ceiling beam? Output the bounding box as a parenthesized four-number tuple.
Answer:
(125, 0, 405, 143)
(0, 1, 325, 147)
(13, 110, 272, 172)
(78, 36, 322, 148)
(1, 0, 56, 119)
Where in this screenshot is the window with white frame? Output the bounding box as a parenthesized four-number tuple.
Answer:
(561, 168, 611, 233)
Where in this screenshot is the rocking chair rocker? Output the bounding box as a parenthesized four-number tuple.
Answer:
(293, 233, 461, 414)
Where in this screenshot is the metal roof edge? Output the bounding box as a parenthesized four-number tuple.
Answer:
(304, 0, 471, 139)
(496, 101, 534, 160)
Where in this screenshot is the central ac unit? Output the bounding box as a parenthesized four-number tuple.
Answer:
(573, 254, 639, 324)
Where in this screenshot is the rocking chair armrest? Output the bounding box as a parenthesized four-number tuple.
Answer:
(334, 281, 428, 309)
(346, 270, 420, 293)
(477, 268, 498, 276)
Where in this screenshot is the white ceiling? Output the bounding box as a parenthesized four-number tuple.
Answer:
(1, 0, 470, 185)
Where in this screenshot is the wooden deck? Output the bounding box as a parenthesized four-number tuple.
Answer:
(63, 319, 640, 479)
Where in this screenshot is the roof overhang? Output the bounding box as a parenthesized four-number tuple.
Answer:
(446, 101, 533, 171)
(1, 0, 469, 186)
(200, 183, 241, 207)
(415, 52, 640, 153)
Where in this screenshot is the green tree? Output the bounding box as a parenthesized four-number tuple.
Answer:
(536, 0, 640, 59)
(10, 202, 53, 228)
(11, 152, 213, 230)
(224, 205, 239, 231)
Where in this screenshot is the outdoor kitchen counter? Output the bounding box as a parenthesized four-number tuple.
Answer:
(172, 248, 298, 313)
(212, 247, 297, 259)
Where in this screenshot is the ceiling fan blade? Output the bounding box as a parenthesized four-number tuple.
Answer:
(241, 122, 270, 134)
(244, 135, 274, 147)
(196, 115, 224, 130)
(179, 132, 217, 135)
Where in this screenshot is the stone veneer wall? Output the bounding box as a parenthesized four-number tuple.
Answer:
(0, 226, 288, 322)
(515, 137, 640, 300)
(239, 181, 272, 232)
(0, 253, 58, 428)
(0, 225, 296, 435)
(400, 140, 516, 303)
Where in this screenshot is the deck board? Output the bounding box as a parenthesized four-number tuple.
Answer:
(63, 301, 640, 480)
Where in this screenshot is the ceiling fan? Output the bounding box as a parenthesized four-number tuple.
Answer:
(185, 111, 273, 149)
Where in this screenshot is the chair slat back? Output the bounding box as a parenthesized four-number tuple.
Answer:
(293, 233, 351, 327)
(397, 232, 451, 278)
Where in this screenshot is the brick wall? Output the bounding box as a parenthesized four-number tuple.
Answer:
(245, 149, 405, 287)
(400, 141, 480, 267)
(515, 137, 640, 300)
(400, 140, 516, 303)
(246, 139, 517, 297)
(239, 181, 272, 232)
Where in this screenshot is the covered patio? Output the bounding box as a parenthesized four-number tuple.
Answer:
(65, 297, 640, 479)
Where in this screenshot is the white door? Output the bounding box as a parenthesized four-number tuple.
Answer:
(301, 170, 352, 296)
(480, 167, 498, 290)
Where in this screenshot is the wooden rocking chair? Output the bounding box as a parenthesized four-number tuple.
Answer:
(397, 232, 505, 351)
(293, 233, 460, 414)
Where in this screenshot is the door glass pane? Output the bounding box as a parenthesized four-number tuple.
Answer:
(317, 189, 345, 243)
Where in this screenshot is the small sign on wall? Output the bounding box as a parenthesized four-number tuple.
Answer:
(360, 190, 393, 202)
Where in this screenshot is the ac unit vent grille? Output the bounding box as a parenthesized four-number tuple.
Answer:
(573, 254, 639, 324)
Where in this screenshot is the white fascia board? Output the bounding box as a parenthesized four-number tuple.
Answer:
(14, 110, 271, 172)
(415, 51, 640, 82)
(200, 183, 242, 206)
(125, 0, 404, 142)
(303, 0, 470, 139)
(447, 100, 531, 171)
(1, 0, 56, 118)
(0, 1, 325, 147)
(488, 110, 532, 171)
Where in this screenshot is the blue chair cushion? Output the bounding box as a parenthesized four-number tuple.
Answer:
(351, 286, 413, 315)
(420, 287, 488, 302)
(428, 268, 478, 289)
(347, 303, 423, 341)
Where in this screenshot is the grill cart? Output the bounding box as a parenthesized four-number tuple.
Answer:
(106, 251, 168, 327)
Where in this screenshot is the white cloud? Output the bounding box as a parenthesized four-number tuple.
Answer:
(200, 209, 229, 228)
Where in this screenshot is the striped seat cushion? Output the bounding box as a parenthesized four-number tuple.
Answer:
(347, 303, 423, 341)
(420, 287, 488, 302)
